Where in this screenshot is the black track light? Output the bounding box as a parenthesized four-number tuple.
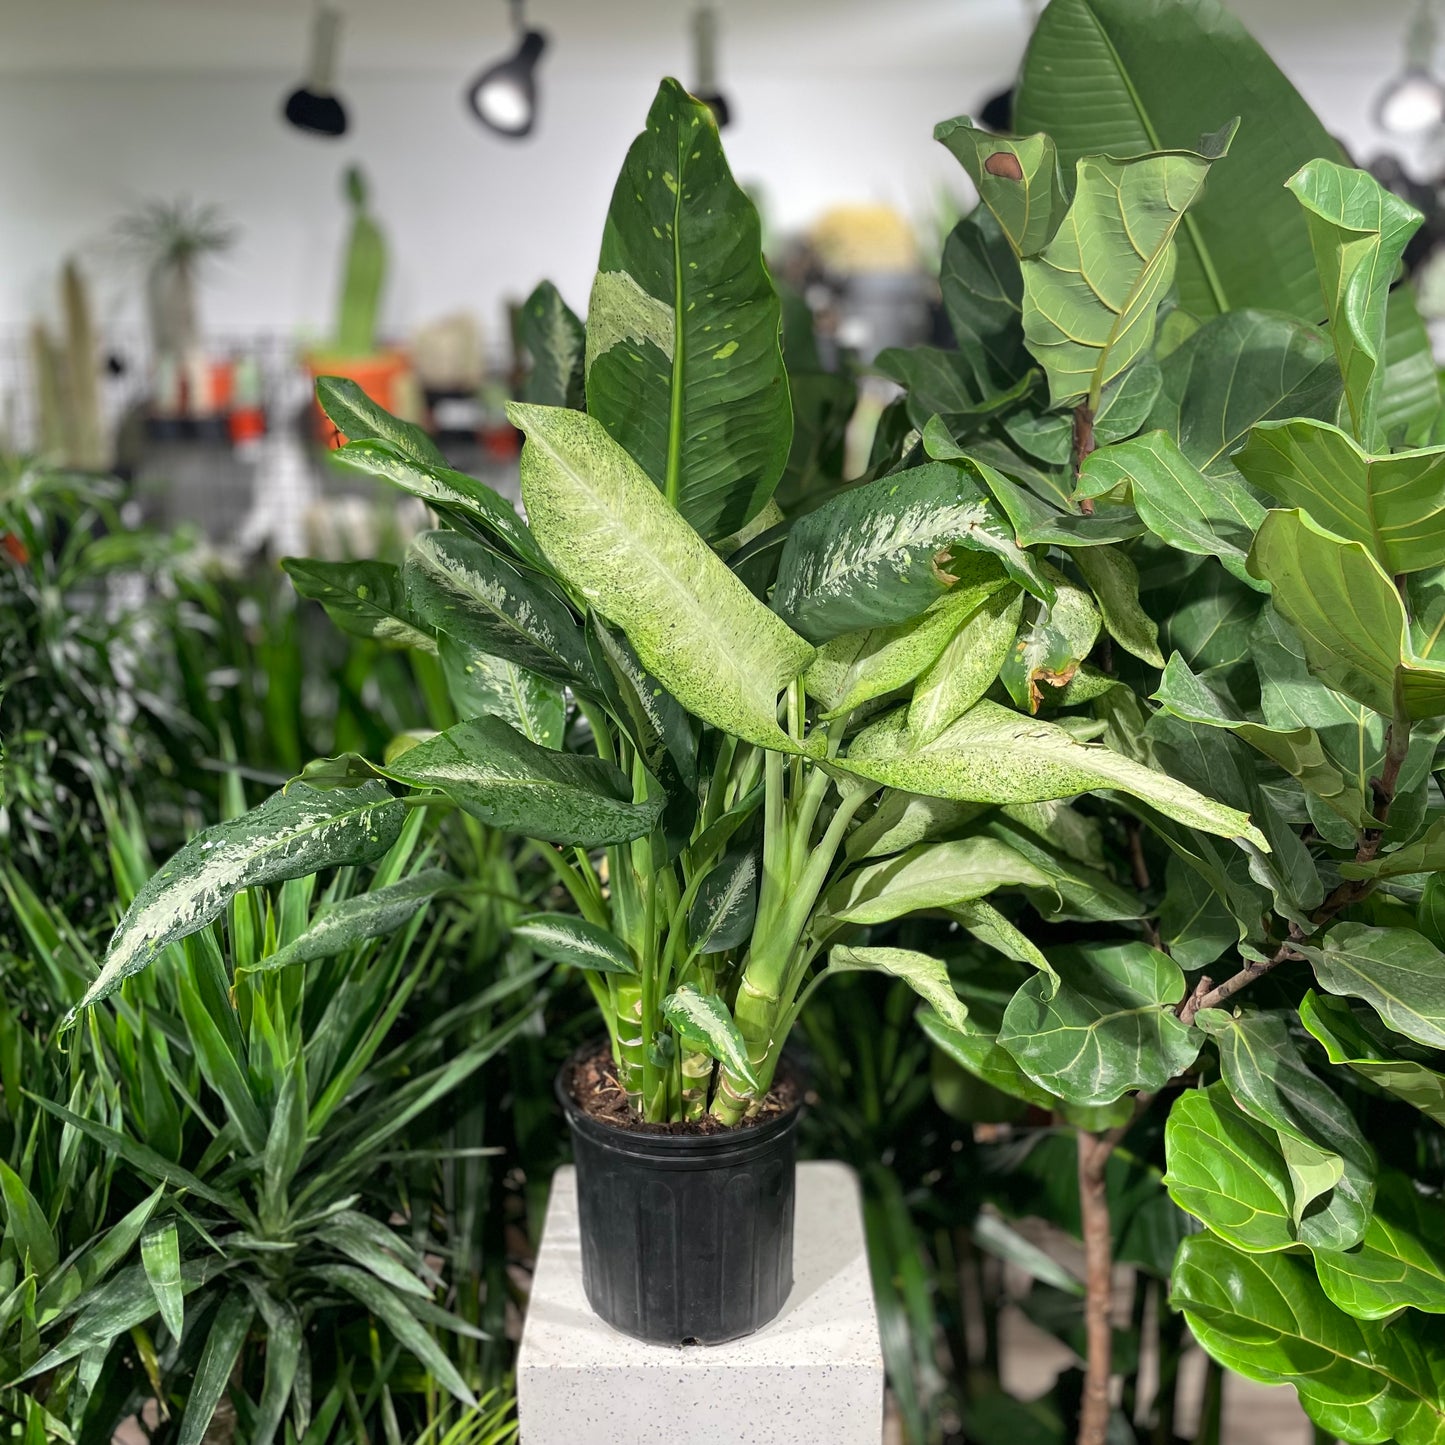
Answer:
(466, 0, 548, 139)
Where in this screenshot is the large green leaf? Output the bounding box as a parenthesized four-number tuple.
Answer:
(933, 118, 1067, 260)
(1236, 419, 1445, 576)
(772, 459, 1052, 644)
(1153, 651, 1367, 825)
(1020, 124, 1235, 408)
(1313, 1168, 1445, 1321)
(907, 585, 1023, 746)
(1295, 923, 1445, 1050)
(938, 208, 1033, 396)
(404, 528, 594, 691)
(1162, 1084, 1294, 1253)
(1071, 544, 1163, 667)
(1015, 0, 1341, 322)
(1381, 281, 1443, 446)
(74, 783, 405, 1017)
(514, 913, 636, 975)
(998, 940, 1201, 1106)
(517, 279, 585, 410)
(1078, 431, 1266, 589)
(1144, 309, 1342, 480)
(316, 716, 663, 848)
(826, 945, 969, 1032)
(819, 838, 1050, 928)
(919, 1004, 1056, 1112)
(315, 375, 447, 466)
(246, 870, 452, 975)
(1158, 853, 1237, 969)
(510, 401, 814, 752)
(845, 700, 1266, 846)
(1300, 990, 1445, 1128)
(584, 77, 790, 540)
(1195, 1008, 1375, 1252)
(1286, 160, 1423, 450)
(1249, 508, 1445, 720)
(282, 557, 436, 652)
(1172, 1235, 1445, 1445)
(1344, 817, 1445, 882)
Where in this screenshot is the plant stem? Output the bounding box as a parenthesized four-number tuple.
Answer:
(1076, 1127, 1115, 1445)
(1073, 402, 1097, 514)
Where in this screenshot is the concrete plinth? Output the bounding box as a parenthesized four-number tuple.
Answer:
(517, 1161, 884, 1444)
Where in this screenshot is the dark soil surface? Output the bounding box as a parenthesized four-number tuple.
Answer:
(566, 1039, 800, 1135)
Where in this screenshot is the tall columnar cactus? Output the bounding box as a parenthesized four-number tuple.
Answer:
(28, 260, 108, 469)
(336, 166, 386, 356)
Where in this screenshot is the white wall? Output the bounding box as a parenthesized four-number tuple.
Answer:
(0, 0, 1421, 351)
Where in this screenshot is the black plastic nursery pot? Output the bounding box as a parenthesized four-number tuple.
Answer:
(556, 1051, 801, 1347)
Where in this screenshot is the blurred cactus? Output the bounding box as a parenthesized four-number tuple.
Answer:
(337, 164, 387, 355)
(28, 259, 109, 469)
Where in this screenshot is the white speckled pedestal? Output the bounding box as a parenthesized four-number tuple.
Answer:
(517, 1160, 884, 1444)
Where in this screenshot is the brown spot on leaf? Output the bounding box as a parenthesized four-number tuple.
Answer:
(932, 548, 958, 586)
(1027, 664, 1079, 713)
(984, 152, 1024, 182)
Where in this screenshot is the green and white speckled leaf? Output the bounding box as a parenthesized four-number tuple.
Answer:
(1022, 124, 1236, 408)
(845, 700, 1266, 846)
(438, 634, 565, 750)
(803, 554, 1008, 715)
(245, 870, 452, 975)
(514, 914, 636, 974)
(510, 401, 814, 753)
(773, 460, 1052, 644)
(517, 279, 585, 410)
(1195, 1007, 1375, 1252)
(998, 940, 1200, 1106)
(404, 529, 594, 692)
(282, 557, 436, 652)
(1172, 1235, 1445, 1445)
(380, 715, 662, 847)
(688, 850, 757, 955)
(1235, 419, 1445, 575)
(907, 586, 1023, 745)
(74, 783, 406, 1017)
(819, 838, 1050, 928)
(585, 78, 790, 540)
(332, 439, 548, 571)
(661, 985, 759, 1089)
(1287, 161, 1422, 449)
(315, 376, 446, 466)
(827, 945, 970, 1033)
(934, 117, 1067, 259)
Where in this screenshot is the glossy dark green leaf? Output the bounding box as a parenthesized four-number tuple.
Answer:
(845, 700, 1266, 846)
(176, 1291, 256, 1445)
(938, 207, 1032, 396)
(511, 401, 814, 753)
(585, 78, 790, 540)
(1020, 124, 1235, 408)
(75, 782, 405, 1016)
(985, 815, 1145, 923)
(517, 279, 585, 409)
(773, 459, 1052, 643)
(404, 528, 594, 692)
(378, 716, 663, 847)
(1162, 1084, 1293, 1253)
(1300, 990, 1445, 1128)
(1195, 1008, 1375, 1251)
(514, 913, 636, 974)
(1144, 309, 1341, 480)
(1295, 923, 1445, 1050)
(282, 557, 436, 652)
(1287, 160, 1422, 449)
(687, 850, 757, 955)
(1157, 854, 1235, 969)
(0, 1162, 58, 1277)
(1078, 430, 1266, 590)
(876, 346, 1037, 434)
(1071, 544, 1163, 667)
(999, 941, 1201, 1106)
(315, 375, 447, 466)
(139, 1219, 184, 1341)
(1015, 0, 1342, 322)
(1172, 1234, 1445, 1445)
(919, 1004, 1056, 1111)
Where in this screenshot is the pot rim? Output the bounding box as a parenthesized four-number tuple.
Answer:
(555, 1042, 802, 1161)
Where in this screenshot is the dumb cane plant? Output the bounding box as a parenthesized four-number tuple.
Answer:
(73, 77, 1258, 1142)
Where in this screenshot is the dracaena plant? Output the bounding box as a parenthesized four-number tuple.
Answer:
(865, 0, 1445, 1440)
(73, 75, 1256, 1150)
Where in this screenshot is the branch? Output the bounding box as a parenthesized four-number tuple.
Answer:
(1073, 403, 1096, 515)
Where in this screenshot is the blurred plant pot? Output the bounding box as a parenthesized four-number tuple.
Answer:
(556, 1047, 800, 1346)
(304, 350, 410, 446)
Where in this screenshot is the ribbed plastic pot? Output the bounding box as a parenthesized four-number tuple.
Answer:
(556, 1056, 800, 1346)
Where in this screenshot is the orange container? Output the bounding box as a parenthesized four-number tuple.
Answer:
(304, 351, 410, 447)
